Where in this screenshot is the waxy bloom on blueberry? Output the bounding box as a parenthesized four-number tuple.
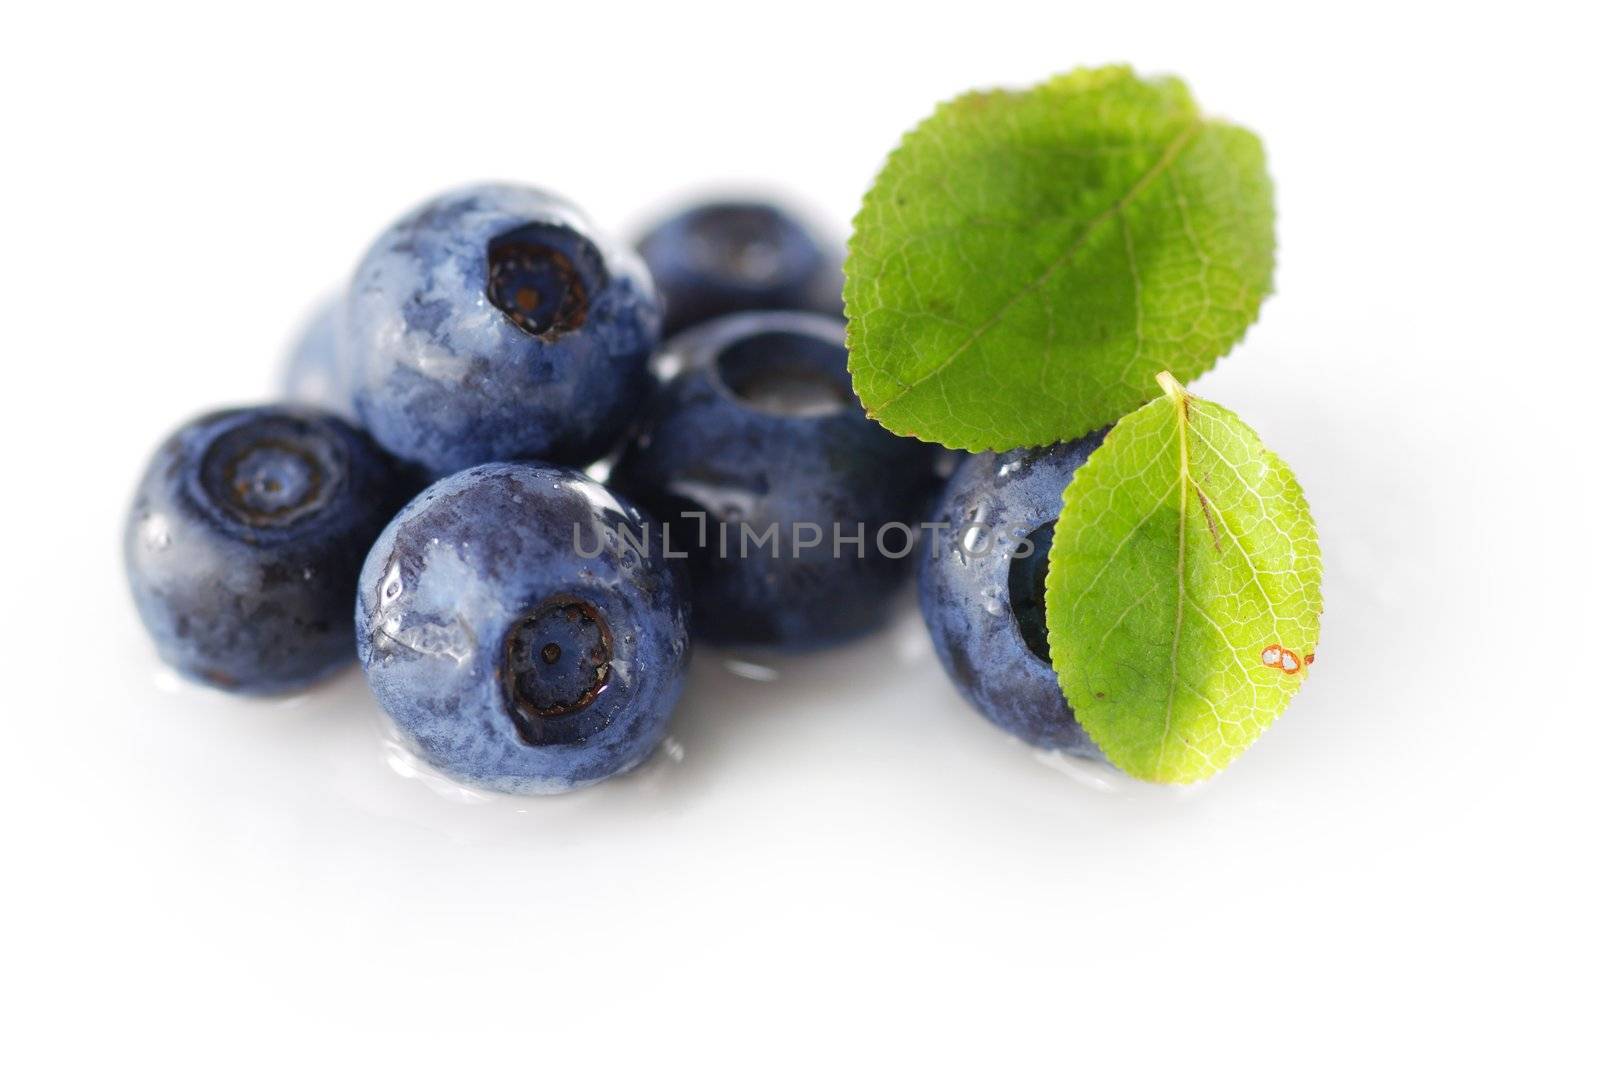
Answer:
(124, 406, 414, 694)
(281, 295, 356, 421)
(346, 184, 661, 476)
(356, 463, 690, 794)
(610, 311, 942, 649)
(918, 435, 1107, 757)
(636, 199, 842, 337)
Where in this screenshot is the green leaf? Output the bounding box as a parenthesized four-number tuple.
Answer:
(1044, 373, 1320, 783)
(844, 66, 1275, 451)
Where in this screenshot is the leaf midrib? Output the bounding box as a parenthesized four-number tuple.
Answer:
(1157, 391, 1190, 778)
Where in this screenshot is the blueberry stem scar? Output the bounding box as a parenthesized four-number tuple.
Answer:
(502, 597, 614, 744)
(486, 237, 589, 338)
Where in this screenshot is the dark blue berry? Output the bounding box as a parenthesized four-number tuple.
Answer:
(346, 185, 660, 476)
(609, 312, 942, 649)
(636, 200, 842, 337)
(356, 463, 690, 794)
(124, 406, 414, 694)
(281, 296, 356, 422)
(918, 434, 1107, 757)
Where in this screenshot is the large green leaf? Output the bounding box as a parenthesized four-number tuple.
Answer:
(845, 66, 1275, 450)
(1045, 373, 1320, 783)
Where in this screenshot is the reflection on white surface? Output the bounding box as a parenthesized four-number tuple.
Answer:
(1031, 746, 1207, 798)
(721, 657, 780, 682)
(377, 718, 691, 811)
(361, 599, 1196, 806)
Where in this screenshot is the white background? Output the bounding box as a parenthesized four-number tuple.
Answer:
(4, 1, 1594, 1065)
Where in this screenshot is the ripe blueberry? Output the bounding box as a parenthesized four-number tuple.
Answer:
(609, 312, 942, 649)
(636, 200, 842, 337)
(356, 463, 690, 794)
(918, 434, 1107, 757)
(281, 296, 356, 421)
(124, 406, 414, 693)
(345, 184, 661, 476)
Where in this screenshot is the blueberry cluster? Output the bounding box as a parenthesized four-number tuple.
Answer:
(125, 183, 1102, 795)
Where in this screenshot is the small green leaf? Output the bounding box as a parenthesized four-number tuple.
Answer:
(1045, 372, 1320, 783)
(845, 66, 1275, 450)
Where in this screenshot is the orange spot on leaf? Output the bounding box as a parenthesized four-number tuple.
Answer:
(1263, 643, 1309, 675)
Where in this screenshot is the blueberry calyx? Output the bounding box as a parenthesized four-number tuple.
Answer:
(502, 596, 613, 746)
(198, 416, 343, 529)
(714, 329, 853, 418)
(486, 224, 599, 338)
(1007, 522, 1056, 665)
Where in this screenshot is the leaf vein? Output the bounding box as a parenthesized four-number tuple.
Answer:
(869, 118, 1204, 418)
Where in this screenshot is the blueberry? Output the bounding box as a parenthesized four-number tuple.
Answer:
(281, 296, 356, 421)
(636, 200, 842, 337)
(124, 406, 414, 694)
(609, 312, 942, 649)
(345, 185, 661, 476)
(356, 462, 690, 794)
(918, 434, 1107, 757)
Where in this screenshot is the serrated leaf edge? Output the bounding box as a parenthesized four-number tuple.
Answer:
(843, 74, 1158, 449)
(862, 122, 1203, 429)
(843, 67, 1274, 453)
(1045, 374, 1323, 784)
